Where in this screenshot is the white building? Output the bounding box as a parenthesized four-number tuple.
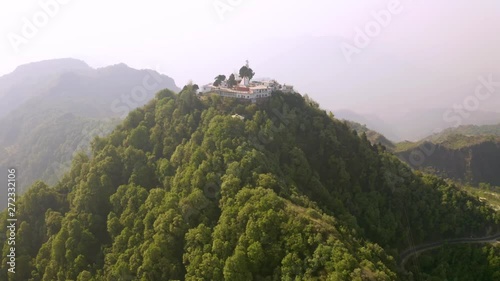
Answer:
(201, 84, 215, 93)
(201, 63, 294, 102)
(282, 84, 294, 93)
(214, 85, 272, 102)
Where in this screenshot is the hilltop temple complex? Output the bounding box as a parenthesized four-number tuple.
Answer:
(201, 61, 294, 103)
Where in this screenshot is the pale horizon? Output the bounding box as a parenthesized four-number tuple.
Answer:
(2, 0, 500, 121)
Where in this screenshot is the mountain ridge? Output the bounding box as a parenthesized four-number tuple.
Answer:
(0, 59, 181, 207)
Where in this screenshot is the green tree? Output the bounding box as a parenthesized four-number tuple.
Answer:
(213, 75, 226, 87)
(239, 66, 255, 81)
(227, 73, 237, 88)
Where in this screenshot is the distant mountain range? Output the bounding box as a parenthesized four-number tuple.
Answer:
(349, 122, 500, 187)
(0, 59, 93, 119)
(335, 108, 500, 142)
(345, 120, 500, 186)
(425, 123, 500, 141)
(334, 109, 400, 141)
(395, 135, 500, 186)
(0, 58, 180, 210)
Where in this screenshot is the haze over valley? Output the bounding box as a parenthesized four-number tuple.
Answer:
(2, 1, 500, 141)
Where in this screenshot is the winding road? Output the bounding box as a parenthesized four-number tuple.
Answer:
(399, 233, 500, 270)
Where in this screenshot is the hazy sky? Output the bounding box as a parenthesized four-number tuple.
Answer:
(1, 0, 500, 118)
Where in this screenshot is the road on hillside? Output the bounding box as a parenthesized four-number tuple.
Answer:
(399, 233, 500, 270)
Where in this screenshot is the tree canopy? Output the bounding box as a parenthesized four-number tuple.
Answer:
(1, 87, 499, 280)
(213, 75, 226, 87)
(239, 66, 255, 81)
(227, 73, 237, 88)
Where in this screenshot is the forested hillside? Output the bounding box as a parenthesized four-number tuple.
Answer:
(347, 122, 500, 217)
(405, 244, 500, 280)
(1, 87, 499, 280)
(395, 134, 500, 186)
(343, 121, 500, 185)
(0, 59, 180, 206)
(426, 123, 500, 141)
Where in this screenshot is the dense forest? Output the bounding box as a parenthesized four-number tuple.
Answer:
(1, 86, 499, 280)
(405, 244, 500, 280)
(0, 111, 118, 195)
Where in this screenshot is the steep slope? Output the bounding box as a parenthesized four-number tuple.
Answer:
(0, 60, 180, 206)
(395, 134, 500, 186)
(1, 88, 498, 280)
